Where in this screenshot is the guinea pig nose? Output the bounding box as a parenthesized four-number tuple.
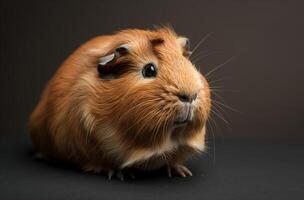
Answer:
(177, 93, 197, 103)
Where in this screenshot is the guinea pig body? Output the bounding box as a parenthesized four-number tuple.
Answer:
(29, 27, 211, 178)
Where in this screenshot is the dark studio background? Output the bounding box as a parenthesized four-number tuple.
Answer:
(0, 0, 304, 200)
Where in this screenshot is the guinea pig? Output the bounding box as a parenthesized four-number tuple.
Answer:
(29, 27, 211, 179)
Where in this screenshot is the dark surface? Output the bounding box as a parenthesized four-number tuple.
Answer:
(1, 0, 304, 139)
(1, 135, 304, 200)
(1, 1, 304, 199)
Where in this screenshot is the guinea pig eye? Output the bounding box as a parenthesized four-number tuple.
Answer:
(142, 63, 157, 78)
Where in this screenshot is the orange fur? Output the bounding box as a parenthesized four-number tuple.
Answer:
(29, 27, 211, 173)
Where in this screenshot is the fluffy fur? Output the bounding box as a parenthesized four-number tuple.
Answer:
(29, 27, 211, 176)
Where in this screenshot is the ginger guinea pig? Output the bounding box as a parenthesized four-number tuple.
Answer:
(29, 27, 211, 179)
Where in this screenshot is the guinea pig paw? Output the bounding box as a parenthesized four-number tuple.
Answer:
(168, 164, 193, 178)
(108, 170, 135, 181)
(107, 170, 114, 180)
(116, 170, 124, 181)
(107, 170, 124, 181)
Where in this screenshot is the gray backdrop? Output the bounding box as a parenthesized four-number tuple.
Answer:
(1, 0, 304, 139)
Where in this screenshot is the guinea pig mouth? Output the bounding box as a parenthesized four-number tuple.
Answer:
(174, 103, 193, 127)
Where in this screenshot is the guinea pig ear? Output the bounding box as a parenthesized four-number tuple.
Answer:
(98, 53, 116, 65)
(98, 44, 129, 65)
(97, 44, 129, 80)
(178, 37, 192, 57)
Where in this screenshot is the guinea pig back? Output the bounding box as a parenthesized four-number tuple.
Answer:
(29, 27, 211, 178)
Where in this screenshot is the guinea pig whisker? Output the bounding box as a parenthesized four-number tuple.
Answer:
(206, 118, 215, 136)
(205, 56, 234, 80)
(206, 118, 216, 137)
(210, 109, 228, 124)
(206, 116, 217, 164)
(190, 49, 209, 62)
(212, 99, 241, 113)
(212, 105, 229, 123)
(209, 82, 240, 114)
(210, 87, 224, 96)
(192, 51, 224, 66)
(208, 114, 221, 136)
(209, 87, 226, 91)
(212, 102, 228, 117)
(210, 90, 230, 118)
(210, 88, 240, 93)
(211, 98, 240, 119)
(190, 32, 213, 59)
(211, 90, 226, 106)
(211, 102, 227, 120)
(208, 78, 227, 85)
(209, 126, 217, 165)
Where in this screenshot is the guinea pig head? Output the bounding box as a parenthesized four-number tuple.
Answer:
(79, 28, 211, 148)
